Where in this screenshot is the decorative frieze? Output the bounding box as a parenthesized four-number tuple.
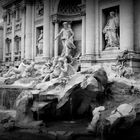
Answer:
(36, 0, 44, 17)
(79, 4, 86, 16)
(51, 13, 82, 22)
(51, 14, 59, 23)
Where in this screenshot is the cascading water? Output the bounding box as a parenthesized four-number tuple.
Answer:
(0, 88, 21, 109)
(0, 89, 7, 109)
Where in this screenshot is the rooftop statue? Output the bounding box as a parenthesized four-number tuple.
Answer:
(103, 11, 120, 49)
(55, 22, 76, 57)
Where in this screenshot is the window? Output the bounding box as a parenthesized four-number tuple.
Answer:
(5, 38, 11, 55)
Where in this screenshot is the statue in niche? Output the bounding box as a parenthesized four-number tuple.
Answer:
(37, 29, 43, 55)
(103, 11, 120, 49)
(55, 22, 76, 57)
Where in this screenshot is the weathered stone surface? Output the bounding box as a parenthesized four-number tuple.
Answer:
(81, 76, 101, 92)
(81, 68, 108, 93)
(3, 119, 16, 131)
(0, 110, 16, 124)
(106, 104, 136, 132)
(0, 110, 16, 131)
(115, 104, 133, 116)
(57, 73, 85, 109)
(87, 106, 105, 132)
(93, 68, 108, 88)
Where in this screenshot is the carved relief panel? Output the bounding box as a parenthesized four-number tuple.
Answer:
(35, 0, 44, 18)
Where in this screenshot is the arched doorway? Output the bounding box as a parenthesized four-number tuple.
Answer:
(55, 0, 82, 57)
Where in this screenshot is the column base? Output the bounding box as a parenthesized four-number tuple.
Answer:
(35, 56, 50, 63)
(80, 51, 140, 73)
(43, 56, 50, 60)
(80, 54, 96, 70)
(125, 51, 140, 73)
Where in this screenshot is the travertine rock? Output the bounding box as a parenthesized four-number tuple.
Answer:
(106, 104, 136, 132)
(87, 106, 105, 132)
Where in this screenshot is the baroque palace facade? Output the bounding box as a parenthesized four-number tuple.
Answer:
(1, 0, 140, 71)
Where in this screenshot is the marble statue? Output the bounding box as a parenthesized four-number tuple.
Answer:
(21, 61, 36, 77)
(103, 11, 119, 49)
(39, 61, 52, 80)
(55, 22, 76, 56)
(59, 56, 76, 78)
(42, 56, 76, 82)
(3, 59, 27, 78)
(42, 57, 63, 82)
(37, 30, 43, 55)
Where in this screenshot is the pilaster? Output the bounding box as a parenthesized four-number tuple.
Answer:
(43, 0, 50, 59)
(25, 3, 32, 59)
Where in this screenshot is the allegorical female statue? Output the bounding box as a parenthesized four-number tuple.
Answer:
(103, 11, 120, 49)
(37, 29, 43, 55)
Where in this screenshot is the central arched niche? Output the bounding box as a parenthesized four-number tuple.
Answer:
(57, 0, 82, 57)
(58, 0, 81, 15)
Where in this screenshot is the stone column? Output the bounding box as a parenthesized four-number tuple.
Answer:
(54, 21, 59, 57)
(134, 0, 140, 51)
(50, 21, 54, 57)
(0, 26, 3, 62)
(11, 8, 16, 62)
(81, 1, 86, 55)
(25, 4, 32, 59)
(31, 5, 35, 60)
(21, 5, 25, 59)
(2, 11, 7, 62)
(120, 0, 134, 51)
(43, 0, 50, 59)
(85, 0, 95, 55)
(95, 0, 99, 56)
